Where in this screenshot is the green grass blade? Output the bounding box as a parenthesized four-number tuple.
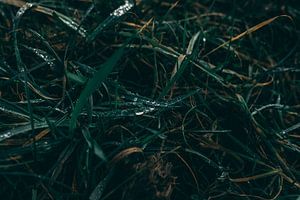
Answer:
(65, 70, 87, 85)
(87, 0, 134, 42)
(82, 127, 107, 162)
(69, 47, 125, 132)
(53, 11, 87, 38)
(159, 32, 201, 99)
(0, 98, 40, 121)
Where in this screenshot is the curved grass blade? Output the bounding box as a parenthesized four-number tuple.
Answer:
(19, 78, 61, 101)
(69, 47, 125, 132)
(13, 2, 36, 139)
(2, 0, 87, 38)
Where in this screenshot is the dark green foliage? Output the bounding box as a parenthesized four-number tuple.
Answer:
(0, 0, 299, 199)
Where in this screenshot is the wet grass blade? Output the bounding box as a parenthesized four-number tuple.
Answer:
(53, 11, 87, 38)
(22, 45, 56, 68)
(0, 98, 40, 121)
(26, 28, 62, 63)
(69, 46, 125, 132)
(13, 2, 37, 141)
(0, 121, 48, 142)
(159, 32, 201, 99)
(87, 0, 134, 42)
(131, 33, 226, 87)
(91, 107, 155, 118)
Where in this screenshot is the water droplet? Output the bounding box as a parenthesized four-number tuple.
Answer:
(32, 48, 55, 67)
(0, 131, 13, 141)
(110, 0, 134, 17)
(135, 111, 144, 116)
(16, 3, 34, 18)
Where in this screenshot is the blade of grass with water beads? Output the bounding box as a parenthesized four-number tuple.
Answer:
(13, 2, 37, 143)
(91, 106, 156, 118)
(69, 46, 125, 132)
(22, 45, 56, 68)
(87, 0, 134, 42)
(0, 98, 40, 121)
(0, 121, 48, 142)
(53, 11, 87, 38)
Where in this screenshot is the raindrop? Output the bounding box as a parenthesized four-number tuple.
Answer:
(16, 3, 34, 18)
(0, 132, 13, 141)
(28, 47, 55, 67)
(110, 0, 134, 17)
(135, 111, 144, 116)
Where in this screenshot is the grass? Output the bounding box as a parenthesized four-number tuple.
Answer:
(0, 0, 299, 199)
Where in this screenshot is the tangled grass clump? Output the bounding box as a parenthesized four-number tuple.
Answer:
(0, 0, 299, 199)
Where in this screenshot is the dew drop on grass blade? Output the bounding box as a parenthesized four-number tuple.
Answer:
(87, 0, 134, 42)
(53, 11, 87, 38)
(0, 121, 48, 142)
(23, 45, 56, 68)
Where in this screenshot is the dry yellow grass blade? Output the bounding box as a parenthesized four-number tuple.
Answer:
(138, 17, 154, 34)
(204, 15, 293, 57)
(110, 147, 143, 164)
(23, 128, 50, 146)
(0, 0, 54, 16)
(0, 0, 25, 7)
(229, 169, 281, 183)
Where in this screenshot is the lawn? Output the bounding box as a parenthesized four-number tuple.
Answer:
(0, 0, 299, 199)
